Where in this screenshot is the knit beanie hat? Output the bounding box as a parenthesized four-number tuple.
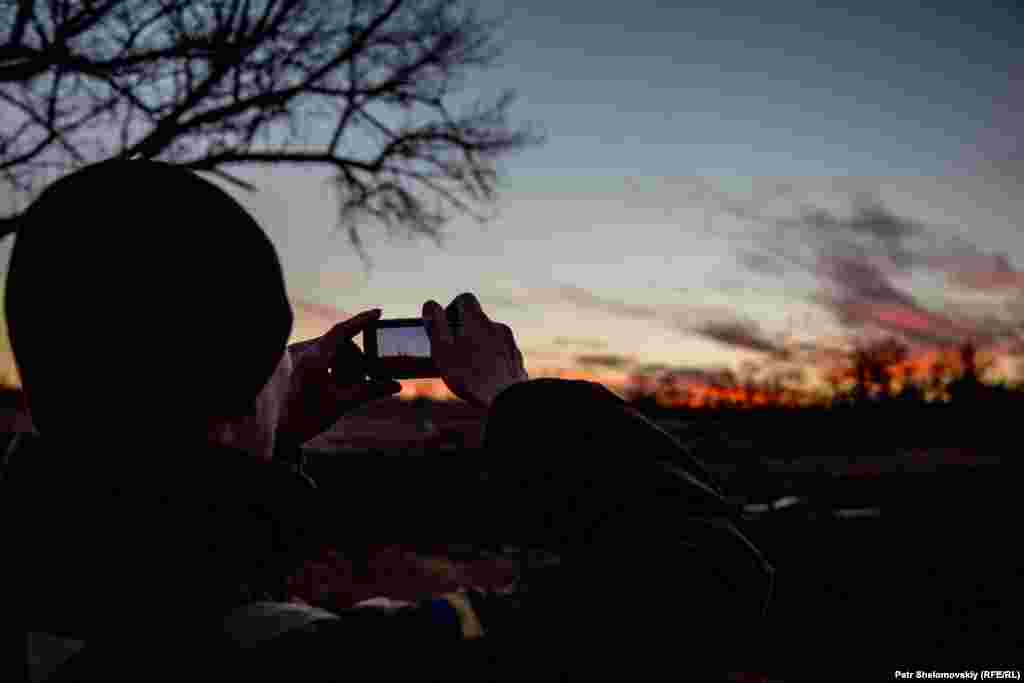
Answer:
(4, 160, 294, 436)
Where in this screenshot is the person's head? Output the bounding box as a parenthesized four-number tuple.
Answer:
(4, 160, 293, 446)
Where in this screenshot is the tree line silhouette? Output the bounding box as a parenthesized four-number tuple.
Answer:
(622, 340, 1017, 456)
(0, 337, 1015, 455)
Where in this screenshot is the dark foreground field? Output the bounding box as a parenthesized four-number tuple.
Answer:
(306, 435, 1019, 678)
(737, 461, 1016, 673)
(4, 389, 1020, 678)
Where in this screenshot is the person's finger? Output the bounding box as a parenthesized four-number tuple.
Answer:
(453, 292, 485, 318)
(308, 310, 382, 370)
(452, 292, 488, 329)
(423, 300, 453, 348)
(327, 309, 382, 344)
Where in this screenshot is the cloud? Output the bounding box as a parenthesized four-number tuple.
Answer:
(736, 249, 787, 276)
(827, 300, 969, 347)
(631, 362, 675, 376)
(817, 255, 918, 308)
(290, 299, 353, 342)
(714, 182, 1015, 284)
(666, 366, 738, 389)
(813, 254, 985, 346)
(942, 251, 1024, 291)
(694, 319, 788, 358)
(574, 353, 634, 369)
(701, 178, 1024, 350)
(555, 285, 660, 321)
(313, 269, 366, 294)
(294, 300, 352, 322)
(793, 197, 925, 271)
(804, 198, 921, 241)
(626, 364, 738, 391)
(552, 283, 793, 360)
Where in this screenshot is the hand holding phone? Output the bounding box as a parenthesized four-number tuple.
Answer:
(422, 293, 529, 408)
(362, 306, 461, 379)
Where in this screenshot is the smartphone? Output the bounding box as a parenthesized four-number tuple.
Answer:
(362, 307, 461, 380)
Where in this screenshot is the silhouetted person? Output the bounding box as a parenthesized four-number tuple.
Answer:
(1, 160, 772, 681)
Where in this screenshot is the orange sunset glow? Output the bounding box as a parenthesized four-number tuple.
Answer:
(1, 292, 1018, 413)
(393, 342, 1019, 410)
(398, 367, 634, 402)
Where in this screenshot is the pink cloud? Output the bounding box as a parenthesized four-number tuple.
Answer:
(920, 250, 1024, 291)
(293, 300, 353, 323)
(948, 268, 1024, 291)
(290, 300, 354, 342)
(817, 254, 994, 346)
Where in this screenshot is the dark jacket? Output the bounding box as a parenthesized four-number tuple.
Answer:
(1, 379, 773, 679)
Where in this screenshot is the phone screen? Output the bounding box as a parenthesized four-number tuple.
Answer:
(377, 324, 432, 359)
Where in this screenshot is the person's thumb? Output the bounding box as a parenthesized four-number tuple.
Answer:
(423, 300, 454, 348)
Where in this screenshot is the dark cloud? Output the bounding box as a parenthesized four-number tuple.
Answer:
(695, 319, 789, 358)
(814, 247, 1024, 348)
(574, 353, 634, 369)
(807, 203, 1024, 301)
(555, 285, 660, 321)
(698, 181, 1024, 349)
(554, 282, 740, 339)
(694, 181, 926, 274)
(632, 362, 674, 376)
(715, 185, 1017, 288)
(628, 365, 738, 389)
(816, 256, 917, 308)
(553, 273, 1013, 364)
(803, 197, 921, 243)
(788, 197, 930, 272)
(736, 249, 787, 276)
(812, 214, 1024, 345)
(823, 297, 976, 348)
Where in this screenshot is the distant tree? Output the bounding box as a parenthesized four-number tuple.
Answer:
(948, 340, 994, 403)
(0, 0, 542, 262)
(852, 337, 908, 401)
(656, 372, 683, 407)
(892, 379, 925, 404)
(961, 340, 978, 379)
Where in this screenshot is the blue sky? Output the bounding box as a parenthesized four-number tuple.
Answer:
(1, 0, 1022, 389)
(481, 0, 1020, 177)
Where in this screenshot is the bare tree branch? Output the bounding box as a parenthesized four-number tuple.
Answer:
(0, 0, 542, 249)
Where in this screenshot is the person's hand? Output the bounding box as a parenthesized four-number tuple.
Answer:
(276, 310, 402, 448)
(422, 293, 528, 409)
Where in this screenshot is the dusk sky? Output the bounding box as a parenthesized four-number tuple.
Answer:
(1, 0, 1022, 397)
